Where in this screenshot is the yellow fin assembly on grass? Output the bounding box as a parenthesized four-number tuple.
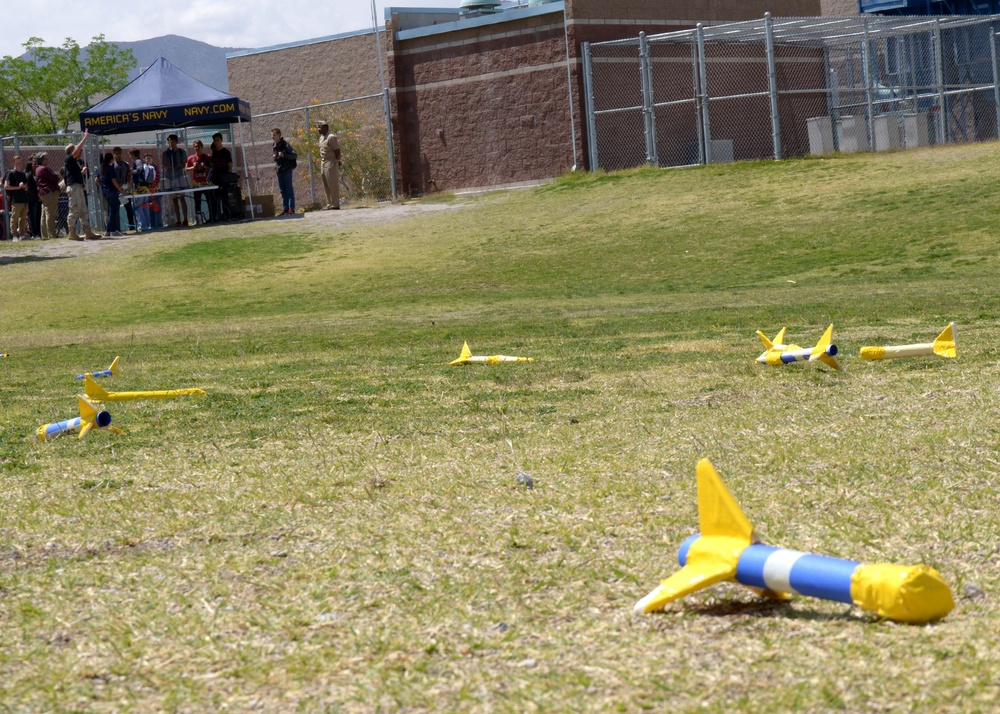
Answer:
(932, 323, 957, 358)
(634, 459, 755, 614)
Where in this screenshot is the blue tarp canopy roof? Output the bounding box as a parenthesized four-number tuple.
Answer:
(79, 57, 251, 135)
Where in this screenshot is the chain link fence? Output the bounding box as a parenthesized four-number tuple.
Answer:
(583, 13, 1000, 170)
(244, 93, 396, 214)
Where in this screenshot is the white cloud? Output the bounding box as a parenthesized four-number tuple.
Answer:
(1, 1, 459, 59)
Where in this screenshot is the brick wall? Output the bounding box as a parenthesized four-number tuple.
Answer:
(227, 31, 386, 115)
(227, 0, 849, 197)
(388, 9, 575, 194)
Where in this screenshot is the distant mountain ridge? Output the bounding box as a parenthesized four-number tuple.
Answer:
(109, 35, 248, 92)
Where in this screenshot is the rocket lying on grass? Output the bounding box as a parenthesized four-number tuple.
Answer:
(74, 356, 120, 379)
(35, 396, 124, 441)
(755, 324, 840, 369)
(85, 374, 207, 402)
(449, 341, 534, 366)
(860, 323, 956, 361)
(634, 459, 954, 624)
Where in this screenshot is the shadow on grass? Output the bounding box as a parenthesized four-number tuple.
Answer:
(0, 254, 70, 266)
(684, 598, 858, 622)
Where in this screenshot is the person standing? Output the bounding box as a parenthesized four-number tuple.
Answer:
(271, 128, 297, 215)
(34, 153, 61, 239)
(64, 130, 99, 240)
(209, 132, 234, 222)
(24, 158, 41, 239)
(4, 155, 30, 239)
(129, 148, 149, 230)
(185, 139, 211, 223)
(162, 134, 190, 227)
(100, 152, 124, 237)
(111, 147, 135, 232)
(143, 154, 163, 229)
(316, 120, 341, 210)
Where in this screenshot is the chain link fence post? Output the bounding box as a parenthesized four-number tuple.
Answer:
(696, 24, 712, 165)
(765, 13, 782, 160)
(582, 42, 599, 172)
(639, 32, 658, 166)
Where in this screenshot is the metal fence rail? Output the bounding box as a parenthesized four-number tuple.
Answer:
(583, 13, 1000, 171)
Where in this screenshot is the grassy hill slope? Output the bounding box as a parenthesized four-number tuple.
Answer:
(0, 145, 998, 712)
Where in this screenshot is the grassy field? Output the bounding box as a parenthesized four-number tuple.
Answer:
(1, 143, 999, 713)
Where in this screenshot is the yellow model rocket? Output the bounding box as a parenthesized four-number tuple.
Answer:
(635, 459, 954, 624)
(85, 374, 207, 402)
(860, 323, 956, 360)
(36, 396, 124, 441)
(756, 324, 840, 369)
(449, 341, 534, 366)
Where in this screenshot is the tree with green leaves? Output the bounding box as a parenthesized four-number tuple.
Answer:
(0, 35, 135, 136)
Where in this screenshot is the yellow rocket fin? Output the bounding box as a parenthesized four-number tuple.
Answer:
(84, 374, 111, 402)
(634, 559, 736, 613)
(697, 458, 754, 541)
(77, 396, 99, 439)
(449, 341, 473, 366)
(932, 323, 956, 359)
(809, 324, 840, 370)
(108, 356, 120, 375)
(756, 328, 786, 349)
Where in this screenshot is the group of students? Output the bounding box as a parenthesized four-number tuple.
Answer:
(3, 129, 236, 241)
(94, 131, 235, 237)
(2, 152, 64, 240)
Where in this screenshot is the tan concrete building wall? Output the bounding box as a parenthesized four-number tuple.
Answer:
(227, 31, 386, 115)
(820, 0, 860, 15)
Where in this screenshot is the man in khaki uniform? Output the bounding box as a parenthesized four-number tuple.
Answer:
(317, 120, 341, 210)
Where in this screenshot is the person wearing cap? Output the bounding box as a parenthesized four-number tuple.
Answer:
(316, 120, 341, 210)
(63, 130, 99, 240)
(33, 153, 62, 239)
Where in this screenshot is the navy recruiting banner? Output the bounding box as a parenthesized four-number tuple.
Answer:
(81, 99, 251, 133)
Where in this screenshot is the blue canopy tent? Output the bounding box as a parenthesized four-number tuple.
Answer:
(80, 57, 250, 133)
(79, 57, 254, 224)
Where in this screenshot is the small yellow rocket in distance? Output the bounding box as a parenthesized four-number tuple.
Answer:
(449, 342, 534, 366)
(860, 323, 956, 361)
(85, 374, 207, 402)
(756, 324, 839, 369)
(35, 396, 124, 441)
(634, 459, 954, 624)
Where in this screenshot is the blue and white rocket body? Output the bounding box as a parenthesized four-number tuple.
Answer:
(635, 459, 954, 623)
(36, 396, 117, 441)
(75, 356, 119, 380)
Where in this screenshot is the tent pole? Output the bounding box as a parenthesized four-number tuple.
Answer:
(237, 118, 253, 222)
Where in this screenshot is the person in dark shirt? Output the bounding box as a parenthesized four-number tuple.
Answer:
(209, 132, 234, 221)
(63, 129, 98, 240)
(24, 158, 41, 238)
(99, 152, 124, 237)
(4, 155, 29, 239)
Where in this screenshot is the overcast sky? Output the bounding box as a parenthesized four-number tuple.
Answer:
(0, 1, 462, 59)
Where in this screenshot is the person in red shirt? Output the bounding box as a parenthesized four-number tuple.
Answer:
(185, 139, 211, 223)
(33, 153, 62, 239)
